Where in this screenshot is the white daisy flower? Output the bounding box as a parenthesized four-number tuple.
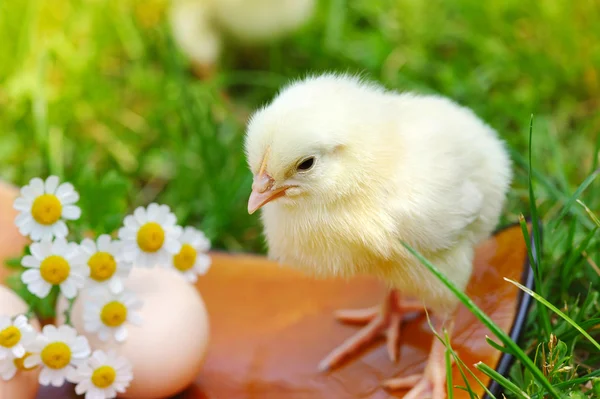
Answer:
(68, 349, 133, 399)
(13, 176, 81, 241)
(21, 238, 89, 299)
(80, 235, 132, 294)
(0, 351, 37, 381)
(0, 315, 36, 360)
(24, 324, 91, 387)
(83, 289, 143, 343)
(169, 226, 212, 283)
(118, 203, 182, 268)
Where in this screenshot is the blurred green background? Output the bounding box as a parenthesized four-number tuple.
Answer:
(0, 0, 598, 253)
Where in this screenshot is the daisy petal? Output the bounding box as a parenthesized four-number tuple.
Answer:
(22, 255, 40, 268)
(38, 367, 53, 386)
(24, 354, 41, 369)
(12, 345, 25, 358)
(134, 207, 147, 225)
(164, 238, 182, 254)
(29, 280, 52, 298)
(13, 197, 32, 211)
(20, 185, 36, 200)
(21, 269, 41, 283)
(56, 183, 78, 203)
(123, 215, 139, 230)
(80, 238, 97, 255)
(74, 382, 87, 395)
(50, 369, 66, 387)
(108, 278, 124, 294)
(62, 205, 81, 220)
(93, 235, 109, 252)
(1, 366, 17, 381)
(118, 227, 136, 240)
(36, 226, 54, 242)
(52, 220, 69, 238)
(29, 178, 45, 196)
(114, 327, 128, 342)
(16, 222, 34, 240)
(60, 280, 77, 299)
(45, 176, 60, 194)
(147, 203, 160, 221)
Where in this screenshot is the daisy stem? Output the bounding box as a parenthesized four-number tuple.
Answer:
(24, 305, 36, 320)
(64, 297, 76, 326)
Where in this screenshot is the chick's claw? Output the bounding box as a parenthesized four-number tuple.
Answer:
(317, 290, 425, 372)
(382, 333, 449, 399)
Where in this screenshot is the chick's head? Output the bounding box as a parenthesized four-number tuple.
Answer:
(244, 74, 394, 214)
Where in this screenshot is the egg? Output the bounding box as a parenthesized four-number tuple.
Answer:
(0, 286, 41, 399)
(0, 181, 29, 284)
(57, 267, 210, 399)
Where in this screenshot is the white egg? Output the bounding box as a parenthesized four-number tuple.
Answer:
(57, 267, 210, 399)
(0, 286, 41, 399)
(0, 181, 30, 283)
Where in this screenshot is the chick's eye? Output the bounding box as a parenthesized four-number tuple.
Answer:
(297, 157, 315, 171)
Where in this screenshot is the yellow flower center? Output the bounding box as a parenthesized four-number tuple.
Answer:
(88, 252, 117, 282)
(31, 194, 62, 225)
(136, 222, 165, 253)
(173, 244, 197, 272)
(0, 326, 21, 348)
(91, 365, 117, 388)
(41, 342, 71, 369)
(13, 353, 36, 371)
(40, 255, 70, 285)
(100, 301, 128, 327)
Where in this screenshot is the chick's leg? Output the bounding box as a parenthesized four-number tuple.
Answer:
(318, 289, 425, 372)
(382, 318, 453, 399)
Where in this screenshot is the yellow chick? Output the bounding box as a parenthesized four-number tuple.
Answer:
(169, 0, 315, 74)
(244, 73, 512, 398)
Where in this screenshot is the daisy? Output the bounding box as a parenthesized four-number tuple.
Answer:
(80, 235, 132, 294)
(21, 238, 89, 299)
(0, 315, 36, 360)
(83, 289, 143, 343)
(169, 226, 212, 283)
(24, 324, 91, 387)
(13, 175, 81, 241)
(118, 203, 182, 268)
(68, 350, 133, 399)
(0, 352, 37, 381)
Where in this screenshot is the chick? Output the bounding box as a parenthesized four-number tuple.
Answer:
(170, 0, 315, 76)
(244, 73, 512, 398)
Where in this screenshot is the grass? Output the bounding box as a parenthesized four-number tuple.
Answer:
(0, 0, 599, 396)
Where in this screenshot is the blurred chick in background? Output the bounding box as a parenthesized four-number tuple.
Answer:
(169, 0, 315, 77)
(244, 74, 512, 398)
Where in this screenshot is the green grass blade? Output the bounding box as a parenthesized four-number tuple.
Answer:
(451, 350, 496, 399)
(446, 344, 454, 399)
(401, 241, 562, 398)
(576, 199, 600, 227)
(561, 227, 598, 284)
(509, 147, 595, 230)
(531, 370, 600, 398)
(486, 335, 514, 355)
(475, 362, 531, 399)
(518, 215, 537, 281)
(527, 115, 552, 336)
(427, 317, 476, 399)
(550, 168, 600, 228)
(505, 278, 600, 352)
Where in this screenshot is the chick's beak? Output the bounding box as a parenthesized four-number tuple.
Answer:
(248, 172, 288, 214)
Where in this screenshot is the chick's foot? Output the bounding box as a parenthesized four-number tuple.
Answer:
(382, 333, 448, 399)
(317, 289, 425, 372)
